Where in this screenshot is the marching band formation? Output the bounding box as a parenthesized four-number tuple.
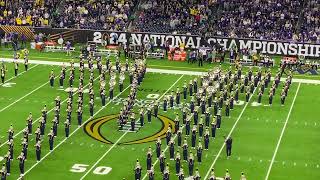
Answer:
(134, 65, 293, 180)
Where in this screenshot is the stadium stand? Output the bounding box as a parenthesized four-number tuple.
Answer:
(0, 0, 319, 43)
(132, 0, 220, 35)
(299, 0, 319, 43)
(52, 0, 138, 30)
(0, 0, 59, 26)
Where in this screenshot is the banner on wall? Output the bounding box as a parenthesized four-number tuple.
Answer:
(1, 26, 319, 57)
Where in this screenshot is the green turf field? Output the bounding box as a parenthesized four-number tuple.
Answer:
(0, 48, 319, 180)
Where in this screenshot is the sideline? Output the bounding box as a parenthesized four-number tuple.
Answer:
(1, 58, 319, 85)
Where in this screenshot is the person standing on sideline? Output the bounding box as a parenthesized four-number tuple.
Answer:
(225, 136, 233, 159)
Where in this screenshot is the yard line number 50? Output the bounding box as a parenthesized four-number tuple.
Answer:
(70, 164, 112, 175)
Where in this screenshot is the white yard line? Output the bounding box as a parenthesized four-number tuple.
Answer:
(0, 75, 99, 149)
(1, 58, 319, 85)
(0, 68, 69, 113)
(2, 64, 39, 84)
(203, 87, 257, 180)
(17, 85, 131, 180)
(264, 83, 301, 180)
(79, 75, 185, 180)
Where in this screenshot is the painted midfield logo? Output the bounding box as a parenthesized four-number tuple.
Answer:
(84, 114, 175, 145)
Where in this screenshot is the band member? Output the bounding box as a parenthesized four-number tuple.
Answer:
(17, 152, 25, 176)
(163, 164, 170, 180)
(1, 65, 7, 83)
(174, 114, 180, 134)
(198, 118, 204, 137)
(196, 141, 203, 163)
(193, 169, 201, 180)
(169, 91, 174, 109)
(48, 128, 55, 151)
(178, 166, 184, 180)
(209, 169, 216, 180)
(139, 107, 144, 127)
(182, 139, 188, 161)
(7, 125, 14, 141)
(269, 92, 273, 106)
(134, 159, 142, 180)
(8, 139, 14, 161)
(188, 152, 194, 176)
(166, 127, 172, 145)
(204, 129, 210, 150)
(147, 105, 152, 123)
(4, 152, 10, 176)
(211, 119, 217, 138)
(185, 116, 191, 136)
(101, 89, 106, 106)
(14, 60, 18, 76)
(176, 87, 181, 105)
(154, 101, 159, 117)
(240, 172, 247, 180)
(169, 138, 175, 160)
(193, 108, 199, 125)
(159, 151, 166, 173)
(147, 165, 154, 180)
(156, 137, 161, 158)
(191, 126, 197, 149)
(225, 136, 233, 158)
(49, 69, 55, 87)
(130, 112, 135, 131)
(65, 120, 70, 138)
(21, 138, 28, 160)
(89, 98, 94, 117)
(146, 147, 152, 170)
(35, 140, 41, 161)
(183, 81, 187, 100)
(163, 97, 168, 112)
(175, 151, 181, 174)
(35, 126, 41, 142)
(24, 49, 29, 71)
(39, 117, 46, 136)
(77, 107, 83, 126)
(225, 169, 232, 180)
(205, 108, 211, 127)
(177, 127, 182, 146)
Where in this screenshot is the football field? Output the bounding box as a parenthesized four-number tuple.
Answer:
(0, 59, 319, 180)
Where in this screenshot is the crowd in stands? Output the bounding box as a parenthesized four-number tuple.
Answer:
(0, 0, 319, 43)
(213, 0, 301, 41)
(134, 0, 219, 35)
(299, 0, 319, 43)
(0, 0, 59, 26)
(52, 0, 138, 30)
(133, 0, 320, 43)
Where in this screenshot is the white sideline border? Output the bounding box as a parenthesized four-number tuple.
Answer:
(1, 58, 320, 85)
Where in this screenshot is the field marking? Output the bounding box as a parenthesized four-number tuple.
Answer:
(0, 67, 68, 113)
(0, 72, 96, 149)
(0, 58, 319, 85)
(17, 85, 131, 180)
(1, 64, 39, 84)
(264, 83, 301, 180)
(79, 75, 185, 180)
(203, 87, 257, 180)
